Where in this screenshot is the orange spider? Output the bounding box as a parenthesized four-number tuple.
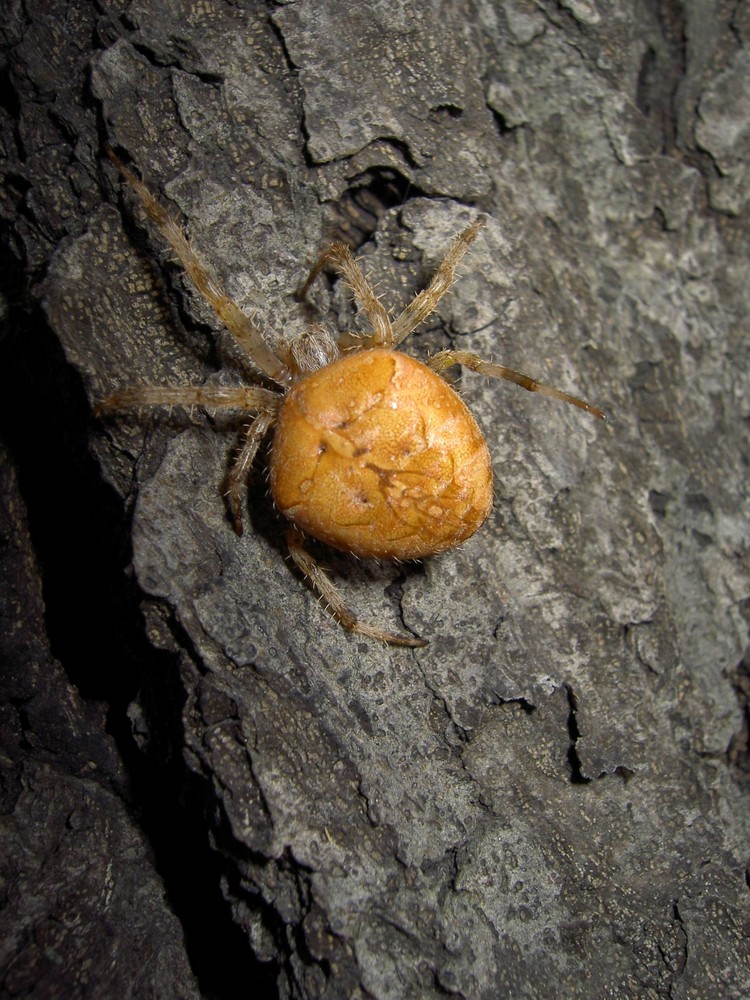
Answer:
(99, 148, 604, 646)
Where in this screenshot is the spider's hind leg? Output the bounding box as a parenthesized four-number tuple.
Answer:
(285, 526, 428, 648)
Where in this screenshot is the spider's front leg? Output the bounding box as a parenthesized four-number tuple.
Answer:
(105, 146, 289, 386)
(390, 217, 485, 346)
(297, 242, 394, 347)
(285, 526, 428, 648)
(427, 350, 606, 420)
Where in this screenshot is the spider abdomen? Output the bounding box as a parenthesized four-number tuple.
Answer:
(270, 349, 493, 560)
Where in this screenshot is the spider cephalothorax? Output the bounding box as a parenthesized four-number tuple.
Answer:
(100, 148, 604, 646)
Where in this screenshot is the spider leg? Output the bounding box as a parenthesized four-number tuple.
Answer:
(297, 242, 394, 347)
(427, 350, 606, 420)
(98, 385, 280, 532)
(285, 526, 428, 648)
(390, 217, 485, 346)
(97, 384, 281, 414)
(224, 411, 276, 535)
(105, 147, 290, 387)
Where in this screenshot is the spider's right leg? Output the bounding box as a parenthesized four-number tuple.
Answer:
(285, 526, 428, 648)
(297, 242, 394, 347)
(427, 350, 606, 420)
(390, 217, 485, 346)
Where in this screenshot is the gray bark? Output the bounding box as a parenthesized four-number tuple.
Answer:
(2, 0, 749, 997)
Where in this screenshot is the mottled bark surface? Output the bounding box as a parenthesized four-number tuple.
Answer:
(2, 1, 749, 997)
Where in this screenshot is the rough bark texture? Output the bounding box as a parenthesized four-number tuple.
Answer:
(2, 1, 749, 997)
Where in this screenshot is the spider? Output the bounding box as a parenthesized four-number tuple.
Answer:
(99, 147, 605, 647)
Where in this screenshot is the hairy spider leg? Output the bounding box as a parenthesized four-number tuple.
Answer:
(99, 385, 280, 532)
(225, 410, 277, 534)
(390, 217, 486, 346)
(97, 385, 279, 414)
(285, 525, 428, 647)
(297, 242, 394, 346)
(427, 350, 606, 420)
(105, 146, 290, 386)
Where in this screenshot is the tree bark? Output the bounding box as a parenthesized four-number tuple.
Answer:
(2, 1, 749, 997)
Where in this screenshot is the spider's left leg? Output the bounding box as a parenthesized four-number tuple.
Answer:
(225, 410, 276, 535)
(98, 385, 281, 531)
(285, 526, 428, 647)
(427, 350, 606, 420)
(97, 385, 280, 414)
(390, 217, 485, 346)
(297, 243, 393, 347)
